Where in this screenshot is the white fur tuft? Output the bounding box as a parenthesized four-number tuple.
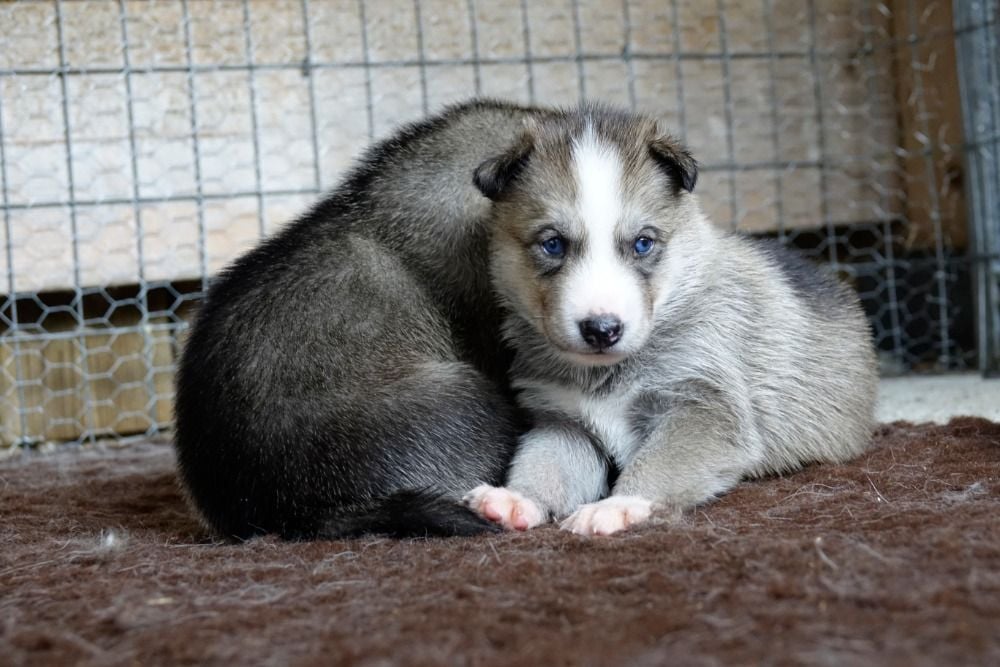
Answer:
(98, 529, 127, 552)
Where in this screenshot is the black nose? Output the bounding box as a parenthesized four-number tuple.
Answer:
(578, 316, 624, 351)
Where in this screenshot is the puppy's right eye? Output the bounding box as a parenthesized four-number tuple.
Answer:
(540, 236, 567, 257)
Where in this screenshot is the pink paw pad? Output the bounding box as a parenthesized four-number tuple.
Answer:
(462, 485, 546, 531)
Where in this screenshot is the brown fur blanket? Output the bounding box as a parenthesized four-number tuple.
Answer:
(2, 418, 998, 666)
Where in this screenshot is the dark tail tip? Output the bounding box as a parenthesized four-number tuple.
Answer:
(315, 489, 501, 539)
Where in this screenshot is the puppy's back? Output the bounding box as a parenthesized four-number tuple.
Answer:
(738, 236, 878, 473)
(174, 99, 538, 539)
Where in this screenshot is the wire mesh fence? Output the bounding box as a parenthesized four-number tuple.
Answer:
(955, 0, 1000, 379)
(1, 0, 998, 447)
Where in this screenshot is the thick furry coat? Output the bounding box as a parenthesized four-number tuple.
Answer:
(464, 104, 877, 535)
(175, 99, 876, 540)
(174, 100, 546, 539)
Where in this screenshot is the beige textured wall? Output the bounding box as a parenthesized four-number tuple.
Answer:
(2, 0, 975, 446)
(0, 0, 910, 295)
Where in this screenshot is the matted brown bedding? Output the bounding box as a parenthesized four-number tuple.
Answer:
(2, 418, 998, 666)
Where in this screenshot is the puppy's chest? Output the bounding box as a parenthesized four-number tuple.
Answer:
(517, 381, 642, 465)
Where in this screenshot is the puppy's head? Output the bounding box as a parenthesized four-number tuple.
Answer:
(475, 107, 699, 366)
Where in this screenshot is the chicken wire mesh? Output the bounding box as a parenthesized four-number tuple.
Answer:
(0, 0, 998, 447)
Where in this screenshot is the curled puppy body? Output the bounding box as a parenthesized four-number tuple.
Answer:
(174, 100, 559, 540)
(464, 104, 877, 536)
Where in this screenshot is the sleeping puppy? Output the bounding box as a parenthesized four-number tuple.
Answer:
(174, 100, 555, 539)
(464, 104, 877, 535)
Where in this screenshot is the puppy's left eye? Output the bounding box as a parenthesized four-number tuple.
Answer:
(633, 236, 655, 256)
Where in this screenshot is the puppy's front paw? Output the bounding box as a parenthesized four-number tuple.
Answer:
(462, 485, 546, 531)
(559, 496, 653, 536)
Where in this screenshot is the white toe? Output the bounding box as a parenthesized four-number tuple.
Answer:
(560, 496, 653, 536)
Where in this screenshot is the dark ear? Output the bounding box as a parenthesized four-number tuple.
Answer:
(473, 132, 534, 201)
(648, 136, 698, 193)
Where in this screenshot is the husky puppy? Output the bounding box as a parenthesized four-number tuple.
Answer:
(463, 104, 877, 535)
(174, 100, 551, 539)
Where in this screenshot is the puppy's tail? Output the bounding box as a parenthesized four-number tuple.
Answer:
(313, 489, 501, 539)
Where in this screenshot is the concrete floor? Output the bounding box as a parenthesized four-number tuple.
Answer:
(877, 373, 1000, 424)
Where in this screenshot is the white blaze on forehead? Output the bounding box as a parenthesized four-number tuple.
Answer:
(572, 125, 622, 241)
(562, 125, 645, 346)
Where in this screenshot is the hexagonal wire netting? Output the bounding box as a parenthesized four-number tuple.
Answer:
(0, 0, 998, 447)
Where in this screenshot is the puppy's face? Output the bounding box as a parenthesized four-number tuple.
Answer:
(476, 110, 698, 367)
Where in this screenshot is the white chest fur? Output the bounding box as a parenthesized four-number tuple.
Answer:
(514, 380, 642, 465)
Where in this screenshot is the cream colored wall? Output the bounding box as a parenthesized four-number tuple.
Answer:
(0, 0, 904, 294)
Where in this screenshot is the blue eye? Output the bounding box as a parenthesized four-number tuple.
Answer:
(634, 236, 655, 255)
(541, 236, 566, 257)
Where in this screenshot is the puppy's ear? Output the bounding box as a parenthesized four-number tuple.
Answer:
(473, 132, 534, 201)
(648, 135, 698, 194)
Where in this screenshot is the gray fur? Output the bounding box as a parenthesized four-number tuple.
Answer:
(175, 98, 875, 540)
(174, 100, 557, 539)
(472, 103, 878, 529)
